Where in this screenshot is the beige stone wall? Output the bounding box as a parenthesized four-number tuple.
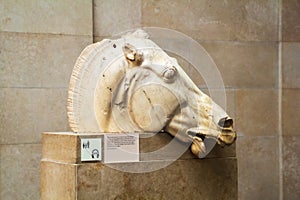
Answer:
(282, 1, 300, 200)
(0, 1, 93, 199)
(0, 0, 299, 199)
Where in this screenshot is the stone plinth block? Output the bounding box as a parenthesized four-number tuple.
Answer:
(41, 132, 237, 199)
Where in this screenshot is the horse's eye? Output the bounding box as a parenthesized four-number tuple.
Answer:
(162, 66, 177, 83)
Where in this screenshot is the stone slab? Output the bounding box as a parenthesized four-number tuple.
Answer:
(93, 0, 141, 37)
(41, 158, 237, 200)
(141, 0, 278, 41)
(237, 136, 279, 200)
(40, 161, 76, 200)
(235, 89, 278, 136)
(41, 132, 237, 199)
(0, 0, 92, 35)
(0, 32, 92, 88)
(282, 43, 300, 89)
(282, 0, 300, 42)
(76, 159, 237, 200)
(0, 144, 41, 200)
(42, 132, 236, 164)
(283, 135, 300, 200)
(0, 89, 69, 144)
(282, 89, 300, 136)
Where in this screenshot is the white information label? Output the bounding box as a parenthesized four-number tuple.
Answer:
(104, 134, 139, 163)
(81, 138, 102, 161)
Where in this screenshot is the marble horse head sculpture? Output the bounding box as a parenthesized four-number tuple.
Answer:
(67, 30, 236, 158)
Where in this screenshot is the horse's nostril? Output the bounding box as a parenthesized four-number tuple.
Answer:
(218, 117, 233, 127)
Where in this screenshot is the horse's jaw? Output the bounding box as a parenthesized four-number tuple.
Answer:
(164, 87, 237, 158)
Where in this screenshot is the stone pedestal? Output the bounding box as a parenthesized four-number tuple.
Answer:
(40, 132, 237, 199)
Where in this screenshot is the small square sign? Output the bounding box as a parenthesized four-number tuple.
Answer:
(81, 138, 102, 161)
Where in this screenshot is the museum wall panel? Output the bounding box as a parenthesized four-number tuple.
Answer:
(0, 88, 69, 144)
(93, 0, 141, 38)
(0, 144, 41, 199)
(0, 0, 92, 35)
(237, 136, 280, 199)
(282, 134, 300, 200)
(281, 1, 300, 198)
(282, 0, 300, 42)
(0, 0, 93, 199)
(201, 42, 278, 89)
(0, 32, 91, 88)
(141, 0, 279, 42)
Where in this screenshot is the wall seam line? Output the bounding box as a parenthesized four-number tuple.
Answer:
(278, 0, 283, 199)
(0, 30, 91, 38)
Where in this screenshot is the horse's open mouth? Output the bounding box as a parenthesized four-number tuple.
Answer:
(186, 117, 236, 144)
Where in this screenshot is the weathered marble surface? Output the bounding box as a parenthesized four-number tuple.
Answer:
(67, 30, 236, 158)
(41, 132, 237, 200)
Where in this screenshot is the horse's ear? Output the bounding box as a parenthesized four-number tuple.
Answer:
(122, 43, 143, 67)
